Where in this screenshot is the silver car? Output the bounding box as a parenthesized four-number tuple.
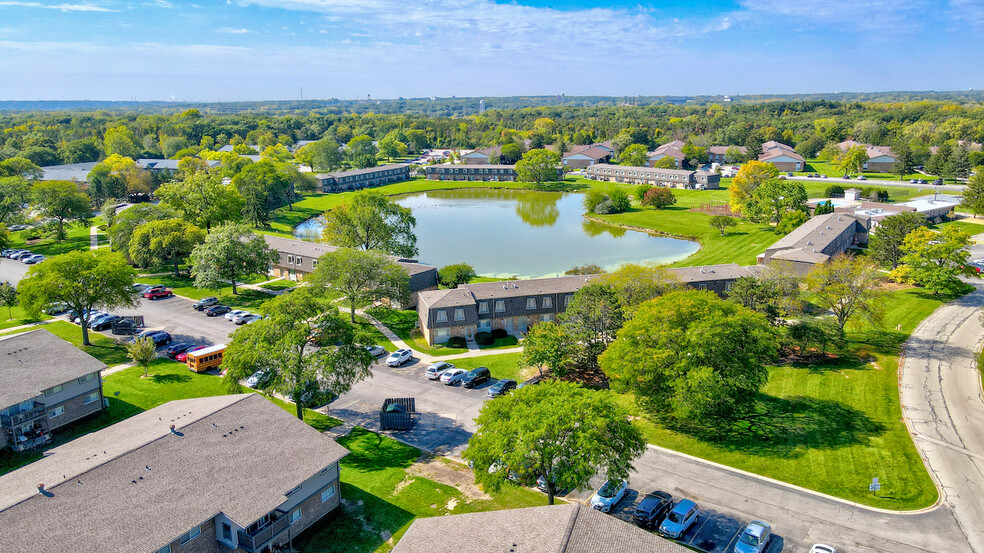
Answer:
(425, 361, 454, 380)
(225, 309, 246, 321)
(734, 521, 772, 553)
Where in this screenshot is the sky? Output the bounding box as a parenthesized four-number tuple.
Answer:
(0, 0, 981, 101)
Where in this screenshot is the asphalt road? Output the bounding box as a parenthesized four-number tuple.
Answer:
(0, 257, 30, 285)
(786, 175, 965, 193)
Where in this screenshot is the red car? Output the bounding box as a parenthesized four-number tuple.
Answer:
(175, 345, 206, 363)
(143, 288, 173, 300)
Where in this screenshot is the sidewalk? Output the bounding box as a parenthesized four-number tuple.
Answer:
(89, 226, 99, 250)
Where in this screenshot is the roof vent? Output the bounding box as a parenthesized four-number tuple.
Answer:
(169, 425, 176, 434)
(37, 483, 45, 494)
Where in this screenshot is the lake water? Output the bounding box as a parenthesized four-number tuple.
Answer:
(293, 189, 699, 278)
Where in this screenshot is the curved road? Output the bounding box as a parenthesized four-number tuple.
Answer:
(901, 285, 984, 553)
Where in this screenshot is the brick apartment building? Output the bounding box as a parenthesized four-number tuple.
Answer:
(584, 163, 720, 189)
(315, 164, 410, 192)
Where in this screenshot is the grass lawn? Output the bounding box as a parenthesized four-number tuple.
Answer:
(354, 315, 397, 354)
(10, 224, 94, 257)
(453, 352, 529, 382)
(365, 306, 469, 356)
(478, 335, 519, 350)
(619, 287, 946, 510)
(136, 274, 275, 311)
(259, 279, 298, 291)
(294, 427, 549, 553)
(935, 220, 984, 236)
(797, 160, 949, 184)
(0, 304, 50, 331)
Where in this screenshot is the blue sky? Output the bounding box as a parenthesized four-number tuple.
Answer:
(0, 0, 981, 101)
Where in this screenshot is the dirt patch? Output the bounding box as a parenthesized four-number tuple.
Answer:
(393, 475, 415, 495)
(408, 455, 491, 501)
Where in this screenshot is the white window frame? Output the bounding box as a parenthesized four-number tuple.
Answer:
(725, 281, 734, 292)
(287, 255, 294, 264)
(78, 373, 95, 384)
(454, 308, 465, 321)
(84, 392, 100, 405)
(564, 294, 573, 306)
(494, 300, 506, 313)
(290, 507, 302, 524)
(478, 302, 489, 314)
(321, 485, 336, 503)
(44, 385, 63, 396)
(698, 284, 707, 291)
(312, 260, 318, 268)
(542, 296, 553, 309)
(436, 310, 448, 323)
(526, 298, 536, 310)
(157, 545, 171, 553)
(179, 526, 201, 545)
(48, 406, 65, 419)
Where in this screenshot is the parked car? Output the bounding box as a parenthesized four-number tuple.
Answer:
(425, 361, 454, 380)
(488, 379, 516, 397)
(820, 174, 828, 178)
(245, 369, 273, 389)
(857, 175, 867, 180)
(786, 172, 794, 177)
(590, 480, 628, 513)
(90, 314, 123, 331)
(175, 345, 207, 362)
(365, 345, 386, 357)
(72, 310, 105, 324)
(810, 545, 836, 553)
(934, 178, 944, 185)
(45, 302, 69, 315)
(136, 330, 172, 347)
(10, 250, 33, 260)
(517, 376, 543, 388)
(386, 348, 413, 367)
(86, 313, 114, 328)
(910, 179, 918, 183)
(205, 305, 232, 317)
(461, 366, 491, 389)
(164, 342, 194, 358)
(192, 296, 219, 311)
(231, 311, 256, 324)
(658, 499, 700, 539)
(841, 174, 851, 179)
(734, 521, 772, 553)
(131, 283, 151, 294)
(22, 254, 45, 264)
(918, 178, 928, 184)
(440, 368, 467, 385)
(143, 287, 173, 300)
(0, 249, 14, 257)
(633, 491, 673, 528)
(224, 309, 246, 321)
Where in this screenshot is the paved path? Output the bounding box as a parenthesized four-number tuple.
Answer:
(89, 226, 98, 250)
(900, 284, 984, 553)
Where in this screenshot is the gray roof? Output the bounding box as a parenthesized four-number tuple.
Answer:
(465, 275, 597, 300)
(40, 162, 99, 182)
(764, 213, 861, 263)
(316, 164, 410, 180)
(264, 235, 436, 274)
(563, 146, 610, 160)
(667, 263, 755, 283)
(426, 163, 518, 171)
(0, 394, 348, 553)
(417, 288, 477, 310)
(393, 503, 690, 553)
(0, 329, 107, 408)
(587, 163, 695, 177)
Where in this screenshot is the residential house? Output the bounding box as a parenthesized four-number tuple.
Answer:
(136, 159, 222, 175)
(40, 162, 100, 182)
(461, 140, 532, 165)
(669, 264, 758, 296)
(835, 140, 897, 172)
(759, 140, 805, 172)
(263, 235, 438, 300)
(759, 213, 869, 273)
(584, 163, 720, 189)
(0, 329, 105, 452)
(425, 164, 537, 182)
(708, 145, 747, 165)
(392, 503, 691, 553)
(315, 164, 410, 192)
(0, 394, 347, 553)
(647, 140, 686, 167)
(561, 146, 612, 168)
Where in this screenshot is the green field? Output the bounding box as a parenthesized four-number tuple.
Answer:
(294, 427, 550, 553)
(365, 306, 469, 356)
(453, 352, 528, 382)
(0, 304, 50, 331)
(9, 224, 94, 257)
(620, 287, 946, 510)
(796, 160, 947, 183)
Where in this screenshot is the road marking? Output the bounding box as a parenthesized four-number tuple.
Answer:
(913, 433, 984, 463)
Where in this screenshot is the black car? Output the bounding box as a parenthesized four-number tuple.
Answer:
(517, 376, 542, 389)
(633, 491, 673, 528)
(164, 342, 194, 358)
(488, 379, 517, 398)
(136, 330, 172, 347)
(205, 305, 232, 317)
(90, 314, 123, 331)
(193, 296, 219, 311)
(461, 366, 491, 389)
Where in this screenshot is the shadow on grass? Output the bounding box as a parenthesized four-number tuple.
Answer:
(150, 373, 192, 384)
(667, 394, 886, 458)
(337, 427, 418, 474)
(294, 485, 415, 553)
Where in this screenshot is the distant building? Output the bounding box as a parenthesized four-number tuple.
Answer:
(423, 163, 557, 182)
(758, 140, 805, 172)
(584, 163, 720, 189)
(0, 329, 105, 452)
(647, 140, 686, 167)
(561, 146, 612, 168)
(136, 159, 221, 174)
(835, 140, 897, 172)
(315, 164, 410, 192)
(759, 213, 868, 273)
(0, 394, 348, 553)
(39, 162, 99, 182)
(708, 145, 747, 165)
(461, 140, 532, 165)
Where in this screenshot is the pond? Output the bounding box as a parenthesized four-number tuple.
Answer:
(294, 189, 699, 278)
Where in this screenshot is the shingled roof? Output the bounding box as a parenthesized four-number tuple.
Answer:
(0, 329, 107, 408)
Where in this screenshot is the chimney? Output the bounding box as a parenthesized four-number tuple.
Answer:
(169, 425, 176, 434)
(37, 483, 45, 494)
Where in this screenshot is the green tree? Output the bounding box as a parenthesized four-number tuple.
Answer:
(961, 171, 984, 218)
(129, 219, 206, 276)
(155, 170, 243, 231)
(890, 226, 977, 296)
(377, 135, 408, 161)
(309, 248, 410, 322)
(101, 198, 119, 228)
(232, 160, 292, 227)
(127, 337, 158, 377)
(260, 144, 292, 163)
(295, 138, 342, 172)
(892, 142, 916, 180)
(650, 156, 677, 169)
(189, 224, 279, 295)
(727, 272, 800, 326)
(619, 144, 649, 166)
(346, 135, 378, 165)
(321, 189, 418, 257)
(729, 160, 778, 216)
(608, 188, 631, 212)
(0, 176, 31, 224)
(746, 178, 807, 224)
(107, 203, 176, 259)
(438, 263, 477, 289)
(462, 381, 645, 505)
(835, 145, 869, 175)
(775, 210, 809, 234)
(515, 148, 561, 187)
(498, 143, 523, 164)
(31, 180, 91, 240)
(804, 255, 882, 333)
(598, 263, 679, 313)
(926, 143, 952, 177)
(948, 144, 972, 179)
(59, 138, 101, 164)
(868, 212, 928, 268)
(0, 157, 43, 180)
(813, 200, 835, 215)
(18, 250, 136, 345)
(103, 125, 140, 158)
(641, 186, 676, 209)
(565, 264, 605, 275)
(600, 290, 778, 421)
(561, 283, 624, 371)
(521, 321, 575, 377)
(223, 288, 373, 419)
(0, 282, 17, 320)
(709, 215, 737, 235)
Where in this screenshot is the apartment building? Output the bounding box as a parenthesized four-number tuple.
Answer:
(0, 394, 348, 553)
(0, 329, 105, 452)
(759, 213, 869, 273)
(584, 163, 720, 189)
(424, 164, 557, 182)
(758, 140, 805, 172)
(561, 144, 613, 168)
(647, 140, 686, 167)
(835, 140, 898, 172)
(315, 164, 410, 192)
(708, 145, 747, 164)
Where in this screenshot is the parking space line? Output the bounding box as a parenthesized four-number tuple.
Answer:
(685, 515, 713, 547)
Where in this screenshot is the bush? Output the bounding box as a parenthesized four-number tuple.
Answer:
(641, 187, 677, 209)
(608, 188, 631, 213)
(446, 336, 467, 348)
(824, 185, 845, 197)
(491, 328, 508, 339)
(635, 184, 651, 202)
(475, 332, 494, 345)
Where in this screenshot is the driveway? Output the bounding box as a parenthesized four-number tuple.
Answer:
(0, 257, 30, 285)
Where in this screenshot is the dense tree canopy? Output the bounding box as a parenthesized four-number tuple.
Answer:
(321, 189, 418, 257)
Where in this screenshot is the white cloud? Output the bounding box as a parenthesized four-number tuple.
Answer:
(145, 0, 173, 8)
(0, 1, 118, 12)
(217, 27, 252, 34)
(737, 0, 928, 29)
(949, 0, 984, 28)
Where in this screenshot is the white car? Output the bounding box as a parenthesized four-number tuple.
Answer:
(440, 368, 467, 385)
(245, 369, 271, 389)
(386, 348, 412, 367)
(425, 361, 454, 380)
(22, 254, 45, 264)
(589, 480, 628, 513)
(225, 309, 246, 321)
(235, 313, 261, 325)
(365, 345, 386, 357)
(810, 546, 836, 553)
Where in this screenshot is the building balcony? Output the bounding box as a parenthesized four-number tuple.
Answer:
(1, 402, 47, 428)
(236, 510, 290, 552)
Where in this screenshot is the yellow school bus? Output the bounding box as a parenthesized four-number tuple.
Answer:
(186, 343, 226, 373)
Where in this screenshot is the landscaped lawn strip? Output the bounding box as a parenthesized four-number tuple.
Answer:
(0, 304, 50, 331)
(9, 223, 94, 257)
(452, 352, 528, 382)
(294, 427, 549, 553)
(366, 306, 469, 356)
(797, 160, 958, 184)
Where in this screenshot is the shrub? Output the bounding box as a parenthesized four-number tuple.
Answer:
(491, 328, 508, 339)
(475, 332, 494, 345)
(447, 336, 467, 348)
(608, 188, 631, 213)
(824, 185, 845, 197)
(641, 187, 677, 209)
(635, 184, 651, 202)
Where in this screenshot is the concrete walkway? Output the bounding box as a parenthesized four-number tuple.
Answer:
(103, 363, 134, 376)
(89, 226, 99, 250)
(0, 319, 52, 335)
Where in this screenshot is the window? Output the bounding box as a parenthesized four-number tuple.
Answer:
(454, 308, 465, 321)
(478, 302, 489, 314)
(564, 294, 573, 306)
(179, 526, 201, 545)
(84, 392, 99, 405)
(494, 300, 506, 313)
(436, 328, 450, 339)
(478, 320, 491, 330)
(321, 485, 336, 503)
(157, 545, 171, 553)
(78, 373, 95, 384)
(295, 258, 303, 267)
(313, 260, 318, 268)
(540, 314, 553, 323)
(48, 406, 65, 419)
(725, 281, 734, 292)
(436, 310, 448, 323)
(290, 507, 302, 524)
(698, 284, 707, 291)
(44, 385, 63, 396)
(221, 523, 232, 541)
(526, 298, 536, 310)
(287, 255, 294, 264)
(542, 296, 553, 309)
